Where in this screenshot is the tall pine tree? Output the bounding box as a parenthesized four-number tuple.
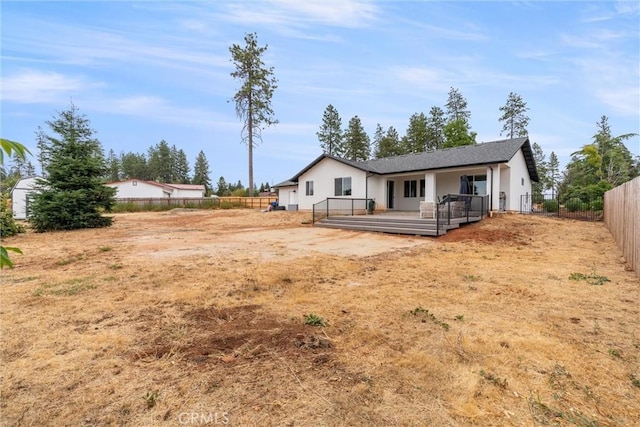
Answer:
(317, 104, 344, 156)
(498, 92, 530, 138)
(343, 116, 370, 161)
(193, 150, 212, 195)
(230, 32, 278, 198)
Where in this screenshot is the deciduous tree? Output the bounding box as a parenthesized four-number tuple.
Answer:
(442, 119, 476, 148)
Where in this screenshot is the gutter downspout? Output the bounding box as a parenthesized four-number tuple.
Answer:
(489, 166, 494, 211)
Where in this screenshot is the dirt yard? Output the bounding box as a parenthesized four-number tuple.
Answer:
(1, 209, 638, 426)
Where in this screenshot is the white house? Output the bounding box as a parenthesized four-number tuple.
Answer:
(105, 179, 205, 199)
(274, 137, 539, 213)
(11, 176, 42, 220)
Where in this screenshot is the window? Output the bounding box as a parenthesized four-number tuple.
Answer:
(404, 180, 417, 198)
(305, 181, 314, 196)
(521, 177, 525, 186)
(420, 179, 425, 198)
(334, 177, 352, 196)
(470, 175, 487, 195)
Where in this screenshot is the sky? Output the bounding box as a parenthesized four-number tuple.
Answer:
(2, 0, 639, 187)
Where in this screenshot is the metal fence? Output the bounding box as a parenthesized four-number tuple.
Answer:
(312, 198, 374, 223)
(312, 195, 489, 225)
(520, 194, 604, 221)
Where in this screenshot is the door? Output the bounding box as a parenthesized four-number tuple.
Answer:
(387, 180, 394, 209)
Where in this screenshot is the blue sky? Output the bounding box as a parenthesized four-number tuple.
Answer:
(2, 1, 639, 187)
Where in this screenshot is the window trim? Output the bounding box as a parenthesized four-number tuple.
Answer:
(404, 180, 417, 198)
(334, 177, 352, 196)
(305, 180, 314, 196)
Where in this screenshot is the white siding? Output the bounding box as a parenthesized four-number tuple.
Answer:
(105, 181, 167, 198)
(297, 158, 367, 210)
(277, 185, 298, 210)
(172, 188, 205, 198)
(11, 177, 40, 220)
(506, 149, 532, 211)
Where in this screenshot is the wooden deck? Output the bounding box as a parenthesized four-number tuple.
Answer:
(314, 212, 482, 237)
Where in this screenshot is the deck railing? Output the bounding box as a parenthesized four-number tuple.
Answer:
(312, 198, 375, 224)
(312, 195, 489, 225)
(438, 194, 490, 224)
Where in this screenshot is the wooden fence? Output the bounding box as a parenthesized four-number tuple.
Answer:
(604, 176, 639, 278)
(114, 196, 278, 210)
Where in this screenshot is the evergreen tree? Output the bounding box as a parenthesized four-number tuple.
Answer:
(548, 152, 560, 197)
(317, 104, 344, 156)
(343, 115, 370, 161)
(148, 140, 173, 182)
(372, 124, 385, 158)
(402, 112, 428, 153)
(193, 150, 212, 195)
(442, 119, 476, 148)
(106, 149, 120, 182)
(499, 92, 530, 138)
(426, 106, 446, 150)
(216, 176, 228, 196)
(230, 32, 278, 198)
(374, 126, 402, 159)
(531, 142, 548, 200)
(120, 152, 149, 180)
(29, 103, 116, 232)
(173, 147, 190, 184)
(445, 87, 471, 123)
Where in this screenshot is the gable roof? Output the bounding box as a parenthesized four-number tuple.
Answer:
(283, 137, 538, 183)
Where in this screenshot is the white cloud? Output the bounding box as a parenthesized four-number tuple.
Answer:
(1, 69, 99, 103)
(223, 0, 380, 29)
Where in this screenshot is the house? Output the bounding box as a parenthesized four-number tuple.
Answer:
(10, 176, 42, 220)
(105, 179, 205, 199)
(274, 137, 538, 213)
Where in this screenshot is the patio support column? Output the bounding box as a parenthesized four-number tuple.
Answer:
(424, 172, 436, 202)
(491, 164, 501, 211)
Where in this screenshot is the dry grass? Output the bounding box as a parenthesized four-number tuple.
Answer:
(1, 209, 638, 426)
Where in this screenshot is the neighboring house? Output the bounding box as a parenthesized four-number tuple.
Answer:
(11, 176, 43, 220)
(105, 179, 205, 199)
(274, 137, 538, 212)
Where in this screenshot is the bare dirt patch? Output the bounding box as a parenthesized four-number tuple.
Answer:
(1, 209, 638, 426)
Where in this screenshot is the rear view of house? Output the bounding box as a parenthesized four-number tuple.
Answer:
(275, 137, 538, 214)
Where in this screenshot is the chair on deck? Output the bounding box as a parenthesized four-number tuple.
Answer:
(419, 201, 436, 219)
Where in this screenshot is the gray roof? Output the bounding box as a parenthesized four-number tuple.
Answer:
(286, 137, 539, 183)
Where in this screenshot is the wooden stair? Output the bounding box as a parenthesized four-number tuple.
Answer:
(315, 215, 459, 237)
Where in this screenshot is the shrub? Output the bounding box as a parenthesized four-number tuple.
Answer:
(542, 199, 559, 213)
(0, 193, 25, 238)
(565, 197, 584, 212)
(590, 198, 604, 211)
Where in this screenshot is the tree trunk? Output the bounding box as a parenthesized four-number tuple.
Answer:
(248, 95, 254, 198)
